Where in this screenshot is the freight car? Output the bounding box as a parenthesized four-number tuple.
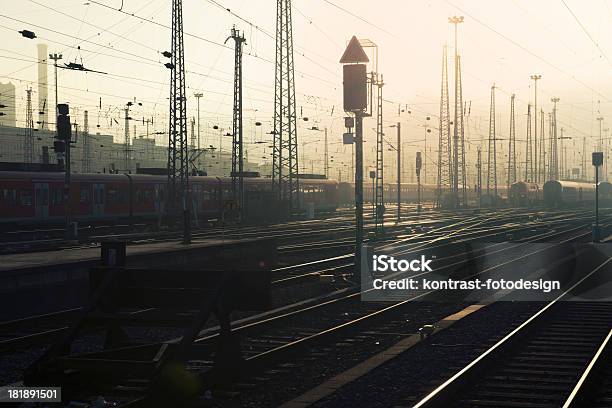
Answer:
(0, 171, 339, 227)
(542, 180, 612, 206)
(509, 181, 542, 207)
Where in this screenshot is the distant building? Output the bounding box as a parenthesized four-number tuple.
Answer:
(0, 124, 261, 176)
(0, 82, 16, 128)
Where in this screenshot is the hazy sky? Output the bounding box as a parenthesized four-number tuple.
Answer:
(2, 0, 612, 179)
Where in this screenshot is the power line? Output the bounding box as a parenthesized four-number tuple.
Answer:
(320, 0, 400, 39)
(560, 0, 612, 70)
(445, 0, 611, 102)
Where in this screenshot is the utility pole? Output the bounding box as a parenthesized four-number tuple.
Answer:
(24, 88, 34, 164)
(476, 146, 482, 207)
(560, 127, 565, 179)
(582, 137, 587, 180)
(226, 26, 246, 219)
(190, 117, 196, 149)
(530, 74, 541, 182)
(597, 116, 604, 151)
(273, 0, 299, 215)
(396, 122, 401, 223)
(449, 15, 464, 208)
(597, 116, 604, 177)
(487, 85, 497, 201)
(49, 53, 62, 123)
(416, 151, 422, 212)
(604, 128, 610, 181)
(508, 94, 516, 189)
(194, 93, 203, 172)
(540, 109, 545, 182)
(437, 45, 452, 208)
(324, 128, 329, 178)
(525, 104, 533, 181)
(194, 93, 203, 151)
(165, 0, 190, 244)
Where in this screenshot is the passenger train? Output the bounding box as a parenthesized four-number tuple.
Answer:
(5, 169, 602, 228)
(0, 171, 339, 227)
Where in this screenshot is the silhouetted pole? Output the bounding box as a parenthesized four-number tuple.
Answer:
(396, 122, 401, 222)
(531, 74, 541, 182)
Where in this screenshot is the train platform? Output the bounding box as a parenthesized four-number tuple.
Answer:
(0, 238, 235, 273)
(0, 237, 277, 321)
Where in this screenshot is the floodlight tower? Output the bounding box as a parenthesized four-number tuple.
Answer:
(530, 74, 541, 182)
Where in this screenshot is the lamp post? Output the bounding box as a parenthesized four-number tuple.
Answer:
(531, 74, 542, 182)
(592, 152, 603, 242)
(49, 53, 63, 123)
(389, 123, 401, 223)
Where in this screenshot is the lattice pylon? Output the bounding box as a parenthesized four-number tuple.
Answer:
(456, 55, 467, 206)
(166, 0, 189, 225)
(437, 45, 453, 207)
(374, 73, 384, 234)
(83, 110, 90, 172)
(539, 109, 545, 182)
(272, 0, 299, 212)
(24, 88, 34, 163)
(227, 26, 246, 217)
(525, 104, 533, 182)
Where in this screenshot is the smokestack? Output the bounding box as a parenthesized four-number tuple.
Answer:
(37, 43, 48, 130)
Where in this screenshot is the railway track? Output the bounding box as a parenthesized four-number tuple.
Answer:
(181, 220, 606, 407)
(412, 257, 612, 408)
(0, 208, 600, 356)
(0, 205, 562, 255)
(1, 208, 608, 407)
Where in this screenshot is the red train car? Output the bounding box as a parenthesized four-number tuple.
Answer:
(0, 171, 339, 227)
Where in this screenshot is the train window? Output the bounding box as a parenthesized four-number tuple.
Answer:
(80, 188, 90, 203)
(108, 188, 128, 205)
(1, 189, 16, 206)
(51, 188, 63, 206)
(20, 190, 33, 206)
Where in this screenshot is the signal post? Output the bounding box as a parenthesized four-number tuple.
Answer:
(340, 36, 370, 279)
